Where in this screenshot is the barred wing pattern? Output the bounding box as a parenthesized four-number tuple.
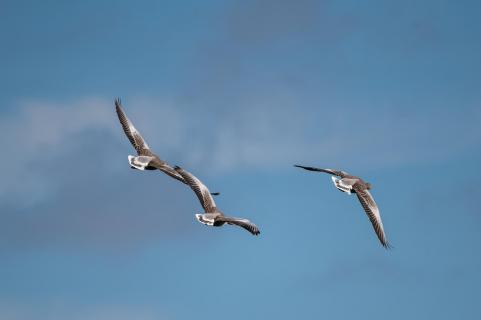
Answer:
(353, 185, 390, 248)
(174, 166, 217, 213)
(220, 217, 260, 236)
(294, 165, 347, 177)
(115, 98, 150, 155)
(151, 161, 187, 184)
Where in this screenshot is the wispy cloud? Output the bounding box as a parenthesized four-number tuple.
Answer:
(2, 96, 480, 202)
(182, 96, 481, 172)
(0, 301, 170, 320)
(0, 97, 191, 251)
(0, 98, 117, 205)
(0, 95, 480, 251)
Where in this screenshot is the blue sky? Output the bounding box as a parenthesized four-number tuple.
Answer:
(1, 0, 481, 319)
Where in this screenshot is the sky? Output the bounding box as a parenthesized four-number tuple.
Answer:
(1, 0, 481, 319)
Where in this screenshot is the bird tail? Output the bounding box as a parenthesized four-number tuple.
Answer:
(331, 176, 352, 194)
(128, 155, 152, 170)
(195, 214, 214, 226)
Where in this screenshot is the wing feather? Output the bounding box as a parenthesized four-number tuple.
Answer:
(174, 166, 216, 212)
(220, 217, 260, 236)
(353, 185, 390, 248)
(115, 98, 150, 155)
(294, 165, 347, 177)
(150, 162, 187, 184)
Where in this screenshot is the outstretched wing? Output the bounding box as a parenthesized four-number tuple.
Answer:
(115, 98, 151, 155)
(294, 165, 347, 177)
(149, 160, 187, 184)
(220, 217, 260, 236)
(353, 185, 390, 248)
(174, 166, 217, 212)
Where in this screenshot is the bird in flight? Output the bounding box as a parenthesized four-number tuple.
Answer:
(174, 166, 260, 236)
(294, 164, 390, 248)
(114, 98, 220, 194)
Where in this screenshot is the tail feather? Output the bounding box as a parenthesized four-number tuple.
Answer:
(332, 176, 351, 194)
(128, 155, 145, 170)
(128, 155, 152, 170)
(195, 214, 214, 226)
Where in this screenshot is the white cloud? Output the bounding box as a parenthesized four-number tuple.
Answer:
(1, 95, 480, 206)
(0, 98, 115, 205)
(0, 97, 183, 205)
(186, 96, 481, 173)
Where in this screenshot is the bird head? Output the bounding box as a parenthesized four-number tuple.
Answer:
(365, 182, 372, 190)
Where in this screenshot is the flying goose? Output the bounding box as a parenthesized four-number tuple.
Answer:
(174, 166, 260, 236)
(294, 164, 390, 248)
(115, 99, 220, 195)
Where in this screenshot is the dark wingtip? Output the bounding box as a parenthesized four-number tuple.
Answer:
(210, 192, 220, 196)
(383, 242, 394, 250)
(294, 164, 308, 170)
(114, 97, 121, 107)
(380, 239, 393, 250)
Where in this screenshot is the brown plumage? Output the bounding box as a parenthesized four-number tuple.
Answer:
(295, 164, 390, 248)
(174, 166, 260, 236)
(115, 98, 220, 195)
(115, 98, 186, 183)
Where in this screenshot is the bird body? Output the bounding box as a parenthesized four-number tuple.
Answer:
(295, 164, 390, 248)
(115, 98, 187, 183)
(174, 166, 260, 236)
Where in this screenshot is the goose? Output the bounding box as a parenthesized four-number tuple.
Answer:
(294, 164, 390, 248)
(115, 98, 220, 194)
(174, 166, 260, 236)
